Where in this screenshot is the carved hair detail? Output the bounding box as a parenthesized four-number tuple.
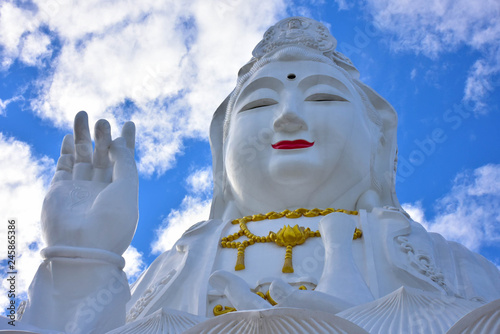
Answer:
(253, 17, 337, 59)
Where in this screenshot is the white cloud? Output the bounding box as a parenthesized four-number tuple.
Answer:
(123, 245, 146, 284)
(365, 0, 500, 109)
(19, 31, 53, 66)
(151, 195, 212, 254)
(0, 2, 39, 68)
(0, 133, 54, 312)
(151, 167, 213, 254)
(187, 166, 212, 193)
(401, 201, 430, 231)
(0, 0, 287, 177)
(403, 164, 500, 251)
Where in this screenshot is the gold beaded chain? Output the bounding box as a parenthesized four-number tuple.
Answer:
(220, 208, 362, 274)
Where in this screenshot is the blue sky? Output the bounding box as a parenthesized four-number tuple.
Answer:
(1, 0, 499, 311)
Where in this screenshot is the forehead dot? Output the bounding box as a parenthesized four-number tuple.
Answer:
(287, 73, 296, 80)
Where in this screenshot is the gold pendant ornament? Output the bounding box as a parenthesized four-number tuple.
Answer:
(220, 208, 362, 273)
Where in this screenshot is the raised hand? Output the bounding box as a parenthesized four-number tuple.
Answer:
(41, 111, 138, 256)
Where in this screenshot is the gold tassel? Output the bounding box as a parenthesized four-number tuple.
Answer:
(256, 291, 266, 299)
(213, 305, 237, 316)
(265, 290, 278, 306)
(235, 244, 246, 271)
(282, 245, 294, 273)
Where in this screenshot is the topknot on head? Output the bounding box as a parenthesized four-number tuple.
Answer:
(252, 17, 337, 59)
(237, 17, 359, 83)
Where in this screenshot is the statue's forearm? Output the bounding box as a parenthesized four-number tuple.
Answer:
(21, 247, 130, 334)
(316, 213, 374, 306)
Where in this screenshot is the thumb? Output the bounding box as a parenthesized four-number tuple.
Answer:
(269, 279, 295, 304)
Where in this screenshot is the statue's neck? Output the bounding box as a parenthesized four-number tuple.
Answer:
(222, 172, 373, 221)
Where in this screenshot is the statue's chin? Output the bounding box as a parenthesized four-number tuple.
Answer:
(268, 152, 336, 187)
(269, 163, 320, 187)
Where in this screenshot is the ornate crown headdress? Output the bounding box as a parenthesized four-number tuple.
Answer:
(253, 17, 337, 58)
(245, 17, 357, 80)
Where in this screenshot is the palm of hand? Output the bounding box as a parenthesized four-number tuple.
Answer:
(41, 111, 138, 256)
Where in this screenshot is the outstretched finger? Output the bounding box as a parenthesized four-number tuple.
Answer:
(121, 121, 135, 157)
(93, 119, 112, 182)
(51, 134, 75, 184)
(109, 137, 137, 183)
(61, 133, 75, 155)
(73, 111, 93, 180)
(74, 111, 93, 163)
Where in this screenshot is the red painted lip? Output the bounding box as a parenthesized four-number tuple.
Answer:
(272, 140, 315, 150)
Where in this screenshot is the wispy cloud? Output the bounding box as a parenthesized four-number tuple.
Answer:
(410, 68, 417, 80)
(365, 0, 500, 55)
(403, 164, 500, 251)
(333, 0, 351, 11)
(0, 133, 54, 311)
(151, 167, 213, 254)
(0, 0, 287, 177)
(364, 0, 500, 110)
(0, 96, 22, 115)
(464, 49, 500, 112)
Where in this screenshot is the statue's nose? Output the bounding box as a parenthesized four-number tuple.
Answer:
(273, 106, 307, 133)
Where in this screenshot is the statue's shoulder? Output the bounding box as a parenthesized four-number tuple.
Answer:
(143, 218, 224, 271)
(182, 218, 224, 237)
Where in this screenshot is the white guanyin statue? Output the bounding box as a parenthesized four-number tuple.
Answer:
(7, 17, 500, 334)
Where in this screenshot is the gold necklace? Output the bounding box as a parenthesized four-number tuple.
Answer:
(220, 208, 362, 273)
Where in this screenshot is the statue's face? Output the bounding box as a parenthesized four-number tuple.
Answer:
(224, 60, 373, 213)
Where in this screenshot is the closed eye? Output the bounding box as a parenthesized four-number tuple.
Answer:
(239, 98, 278, 112)
(305, 93, 347, 102)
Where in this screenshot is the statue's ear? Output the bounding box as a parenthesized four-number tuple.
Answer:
(355, 80, 401, 210)
(209, 93, 232, 219)
(358, 82, 398, 131)
(238, 58, 257, 77)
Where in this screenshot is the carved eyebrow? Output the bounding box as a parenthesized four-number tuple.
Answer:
(298, 74, 352, 97)
(236, 77, 284, 105)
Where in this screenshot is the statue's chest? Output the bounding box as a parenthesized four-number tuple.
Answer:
(208, 216, 326, 314)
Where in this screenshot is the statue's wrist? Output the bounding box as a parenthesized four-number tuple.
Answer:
(41, 245, 125, 269)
